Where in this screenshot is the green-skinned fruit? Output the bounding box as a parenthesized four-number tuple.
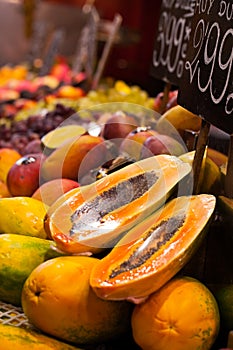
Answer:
(0, 197, 49, 238)
(0, 233, 63, 306)
(0, 323, 83, 350)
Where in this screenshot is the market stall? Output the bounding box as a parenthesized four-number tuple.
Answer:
(0, 1, 232, 349)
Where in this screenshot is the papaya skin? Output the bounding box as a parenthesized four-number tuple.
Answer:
(0, 323, 83, 350)
(21, 256, 133, 346)
(90, 194, 216, 301)
(0, 197, 49, 239)
(0, 233, 63, 306)
(131, 276, 220, 350)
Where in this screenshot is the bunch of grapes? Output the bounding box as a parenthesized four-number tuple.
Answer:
(78, 81, 155, 110)
(0, 104, 77, 154)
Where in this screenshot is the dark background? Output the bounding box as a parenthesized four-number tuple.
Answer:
(0, 0, 163, 95)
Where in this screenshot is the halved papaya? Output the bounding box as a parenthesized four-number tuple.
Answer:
(90, 194, 216, 301)
(45, 154, 191, 254)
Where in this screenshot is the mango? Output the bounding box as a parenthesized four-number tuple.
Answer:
(156, 105, 202, 138)
(41, 124, 86, 155)
(0, 197, 49, 238)
(41, 134, 108, 182)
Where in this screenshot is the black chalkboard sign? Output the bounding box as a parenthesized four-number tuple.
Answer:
(150, 0, 196, 85)
(178, 0, 233, 134)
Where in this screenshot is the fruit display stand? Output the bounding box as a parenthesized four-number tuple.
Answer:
(0, 2, 233, 350)
(0, 84, 232, 349)
(0, 301, 29, 327)
(1, 61, 232, 350)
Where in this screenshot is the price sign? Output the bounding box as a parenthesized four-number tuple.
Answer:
(178, 0, 233, 134)
(150, 0, 196, 85)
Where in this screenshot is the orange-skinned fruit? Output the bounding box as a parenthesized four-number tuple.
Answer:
(21, 256, 133, 346)
(131, 276, 220, 350)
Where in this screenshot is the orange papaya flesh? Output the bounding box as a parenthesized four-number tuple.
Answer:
(44, 185, 92, 240)
(46, 155, 191, 254)
(90, 194, 216, 301)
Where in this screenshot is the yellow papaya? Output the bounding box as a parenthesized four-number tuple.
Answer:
(0, 197, 49, 239)
(90, 194, 216, 301)
(22, 256, 133, 346)
(0, 323, 82, 350)
(45, 154, 191, 254)
(0, 233, 63, 306)
(131, 276, 220, 350)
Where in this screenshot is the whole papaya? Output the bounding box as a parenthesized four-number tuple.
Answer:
(0, 197, 49, 238)
(0, 233, 63, 306)
(0, 323, 83, 350)
(22, 256, 133, 345)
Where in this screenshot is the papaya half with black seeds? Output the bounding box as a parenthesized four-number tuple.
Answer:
(90, 194, 216, 302)
(45, 154, 191, 254)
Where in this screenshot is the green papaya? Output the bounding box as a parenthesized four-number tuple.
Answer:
(0, 323, 83, 350)
(0, 234, 63, 306)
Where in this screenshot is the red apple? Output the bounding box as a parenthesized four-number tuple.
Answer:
(7, 153, 46, 197)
